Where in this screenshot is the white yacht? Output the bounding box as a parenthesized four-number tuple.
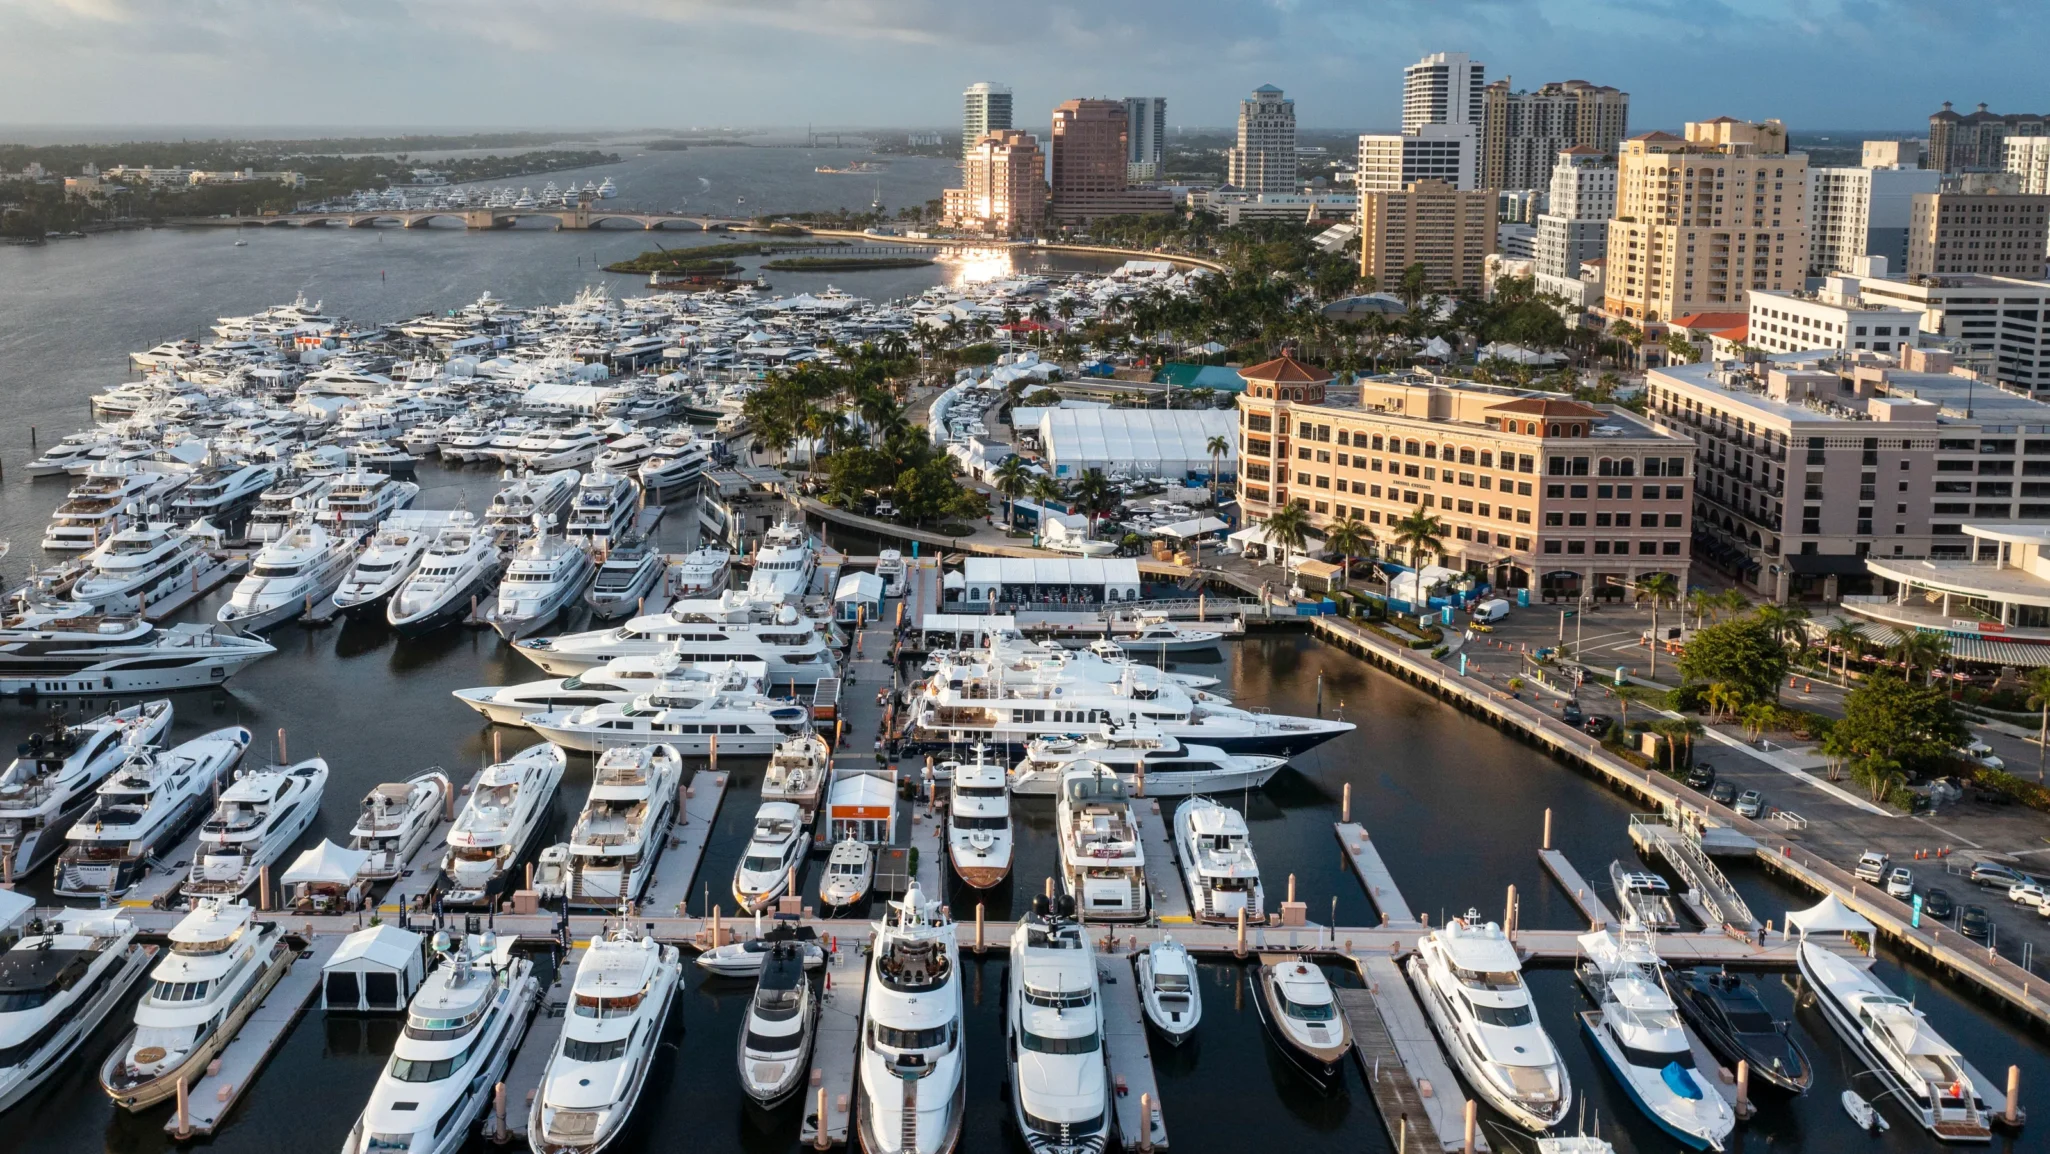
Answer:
(670, 546, 731, 597)
(1173, 796, 1264, 924)
(332, 513, 441, 616)
(856, 885, 966, 1154)
(695, 922, 826, 979)
(55, 726, 252, 898)
(1408, 913, 1573, 1132)
(219, 518, 358, 631)
(245, 474, 331, 543)
(1111, 614, 1226, 655)
(530, 927, 681, 1154)
(1006, 897, 1111, 1154)
(564, 744, 683, 909)
(180, 757, 330, 901)
(41, 461, 193, 553)
(71, 520, 237, 619)
(514, 591, 839, 684)
(493, 520, 594, 640)
(564, 470, 640, 549)
(347, 770, 452, 883)
(592, 432, 655, 475)
(820, 837, 874, 910)
(763, 730, 830, 807)
(946, 745, 1012, 889)
(1011, 729, 1285, 797)
(0, 699, 173, 878)
(439, 743, 566, 907)
(582, 537, 664, 620)
(163, 461, 276, 538)
(315, 469, 420, 539)
(637, 429, 712, 490)
(732, 801, 806, 912)
(1054, 762, 1147, 922)
(340, 931, 539, 1154)
(26, 432, 115, 477)
(1136, 937, 1200, 1044)
(483, 468, 580, 548)
(736, 935, 817, 1106)
(388, 514, 502, 636)
(1251, 957, 1351, 1089)
(525, 684, 813, 756)
(1609, 862, 1681, 932)
(0, 911, 154, 1112)
(1577, 929, 1735, 1151)
(0, 598, 274, 696)
(744, 521, 816, 598)
(452, 655, 769, 728)
(100, 898, 295, 1110)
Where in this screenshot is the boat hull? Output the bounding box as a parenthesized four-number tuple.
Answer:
(0, 943, 153, 1113)
(530, 954, 678, 1154)
(1248, 968, 1347, 1089)
(1404, 953, 1571, 1132)
(1580, 1011, 1729, 1151)
(101, 936, 296, 1110)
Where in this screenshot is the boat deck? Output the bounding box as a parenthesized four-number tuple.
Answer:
(1538, 848, 1618, 929)
(1340, 955, 1485, 1153)
(380, 766, 480, 913)
(1098, 951, 1171, 1151)
(1333, 823, 1418, 926)
(641, 769, 729, 916)
(168, 934, 342, 1136)
(907, 795, 944, 898)
(800, 937, 868, 1148)
(497, 945, 578, 1142)
(1136, 799, 1192, 923)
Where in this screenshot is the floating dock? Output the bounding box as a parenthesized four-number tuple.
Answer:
(1099, 952, 1170, 1150)
(1339, 955, 1486, 1153)
(800, 937, 869, 1148)
(1333, 823, 1418, 926)
(907, 798, 944, 897)
(120, 824, 207, 908)
(168, 934, 343, 1136)
(496, 946, 578, 1143)
(641, 769, 730, 916)
(381, 766, 481, 914)
(1135, 800, 1193, 923)
(1538, 848, 1617, 929)
(1628, 816, 1758, 932)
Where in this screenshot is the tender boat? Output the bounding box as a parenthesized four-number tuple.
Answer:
(1609, 862, 1681, 931)
(218, 518, 358, 631)
(347, 770, 452, 882)
(1408, 912, 1572, 1131)
(744, 521, 815, 598)
(71, 520, 237, 620)
(762, 732, 829, 808)
(330, 514, 437, 616)
(388, 514, 502, 636)
(695, 921, 825, 978)
(820, 837, 874, 911)
(1250, 956, 1351, 1089)
(451, 655, 768, 727)
(0, 911, 154, 1112)
(1670, 968, 1813, 1096)
(339, 931, 539, 1154)
(737, 937, 818, 1106)
(856, 884, 965, 1154)
(1055, 761, 1147, 922)
(732, 801, 806, 912)
(0, 699, 172, 878)
(564, 470, 640, 549)
(1006, 894, 1111, 1154)
(1843, 1090, 1890, 1132)
(1173, 796, 1264, 924)
(1137, 936, 1200, 1043)
(438, 743, 567, 907)
(875, 549, 906, 597)
(492, 518, 593, 640)
(565, 744, 683, 909)
(54, 726, 252, 898)
(945, 744, 1012, 889)
(530, 927, 681, 1154)
(583, 537, 664, 619)
(180, 756, 330, 900)
(99, 898, 295, 1110)
(669, 546, 731, 597)
(1111, 614, 1225, 654)
(1576, 929, 1735, 1151)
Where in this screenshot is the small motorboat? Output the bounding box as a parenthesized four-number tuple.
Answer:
(1137, 935, 1201, 1043)
(530, 843, 570, 901)
(695, 921, 826, 979)
(736, 938, 819, 1106)
(819, 837, 873, 910)
(1250, 955, 1350, 1088)
(1842, 1089, 1890, 1132)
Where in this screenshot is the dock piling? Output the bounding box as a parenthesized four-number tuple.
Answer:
(258, 865, 271, 912)
(277, 727, 288, 762)
(1504, 884, 1516, 935)
(1235, 907, 1247, 958)
(494, 1080, 507, 1140)
(1542, 807, 1552, 851)
(1287, 873, 1296, 904)
(1138, 1092, 1154, 1153)
(175, 1076, 191, 1140)
(815, 1088, 830, 1150)
(1736, 1059, 1750, 1118)
(1342, 782, 1351, 824)
(2008, 1065, 2021, 1126)
(1463, 1100, 1476, 1153)
(975, 902, 985, 954)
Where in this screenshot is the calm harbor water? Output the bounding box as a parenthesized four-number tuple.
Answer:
(0, 190, 2043, 1152)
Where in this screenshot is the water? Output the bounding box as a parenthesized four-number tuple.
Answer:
(0, 196, 2044, 1152)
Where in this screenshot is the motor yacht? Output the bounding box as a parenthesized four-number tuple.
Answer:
(761, 732, 829, 809)
(583, 537, 664, 620)
(0, 910, 153, 1111)
(945, 745, 1011, 889)
(525, 682, 811, 756)
(744, 521, 816, 598)
(592, 432, 655, 476)
(875, 550, 906, 598)
(41, 461, 193, 552)
(388, 514, 502, 636)
(347, 770, 452, 883)
(637, 429, 712, 491)
(565, 744, 683, 909)
(315, 469, 420, 540)
(180, 757, 330, 901)
(856, 885, 965, 1154)
(439, 743, 566, 907)
(1609, 862, 1681, 931)
(1251, 957, 1351, 1089)
(348, 440, 418, 476)
(1670, 968, 1812, 1096)
(1006, 895, 1111, 1154)
(737, 937, 818, 1106)
(1055, 761, 1147, 922)
(514, 591, 838, 683)
(339, 931, 540, 1154)
(493, 520, 594, 640)
(99, 898, 295, 1110)
(695, 921, 826, 979)
(452, 655, 768, 727)
(0, 699, 172, 878)
(483, 468, 580, 549)
(24, 432, 114, 478)
(218, 518, 358, 631)
(164, 461, 276, 538)
(1408, 912, 1573, 1132)
(1111, 614, 1226, 655)
(564, 470, 640, 549)
(245, 473, 331, 543)
(820, 837, 874, 911)
(530, 927, 681, 1154)
(1010, 729, 1285, 798)
(332, 512, 444, 616)
(669, 546, 731, 597)
(732, 801, 806, 912)
(1137, 936, 1200, 1043)
(1173, 796, 1264, 924)
(54, 727, 252, 898)
(0, 598, 274, 696)
(1576, 929, 1735, 1151)
(71, 519, 237, 620)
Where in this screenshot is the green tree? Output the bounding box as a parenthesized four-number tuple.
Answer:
(1821, 675, 1969, 779)
(1065, 469, 1120, 536)
(1824, 620, 1866, 681)
(1389, 509, 1448, 568)
(1888, 631, 1950, 685)
(1261, 500, 1312, 570)
(1635, 572, 1680, 609)
(1676, 617, 1789, 706)
(1205, 434, 1231, 509)
(992, 455, 1030, 527)
(1751, 602, 1811, 651)
(1322, 518, 1375, 588)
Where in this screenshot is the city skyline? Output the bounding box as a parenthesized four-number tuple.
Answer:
(0, 0, 2039, 131)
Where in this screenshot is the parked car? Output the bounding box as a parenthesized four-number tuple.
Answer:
(1561, 700, 1584, 725)
(1470, 598, 1511, 624)
(1686, 763, 1716, 790)
(1710, 781, 1739, 805)
(1970, 861, 2027, 888)
(1854, 851, 1890, 884)
(2008, 881, 2048, 909)
(1582, 714, 1614, 738)
(1885, 867, 1915, 899)
(1924, 888, 1956, 920)
(1734, 789, 1765, 818)
(1960, 905, 1992, 941)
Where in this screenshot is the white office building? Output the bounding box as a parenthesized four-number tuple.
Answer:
(1533, 146, 1615, 285)
(1746, 276, 1928, 356)
(962, 82, 1013, 159)
(1807, 162, 1941, 276)
(1402, 52, 1486, 134)
(1226, 85, 1297, 195)
(1125, 97, 1166, 181)
(1355, 123, 1477, 193)
(2009, 137, 2050, 195)
(1854, 272, 2050, 393)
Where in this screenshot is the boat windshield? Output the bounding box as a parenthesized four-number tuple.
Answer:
(1020, 1028, 1100, 1054)
(1283, 996, 1338, 1022)
(562, 1032, 631, 1063)
(1151, 973, 1191, 993)
(869, 1020, 954, 1051)
(1023, 986, 1093, 1009)
(389, 1036, 476, 1083)
(742, 854, 786, 873)
(573, 990, 644, 1018)
(952, 815, 1007, 830)
(1461, 994, 1533, 1028)
(406, 1006, 482, 1040)
(956, 785, 1005, 799)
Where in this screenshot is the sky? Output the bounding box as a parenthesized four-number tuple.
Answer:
(1, 0, 2043, 135)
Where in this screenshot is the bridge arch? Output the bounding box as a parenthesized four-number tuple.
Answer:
(402, 213, 470, 229)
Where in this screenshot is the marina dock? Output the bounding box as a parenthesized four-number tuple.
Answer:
(1627, 816, 1758, 932)
(381, 766, 479, 914)
(642, 769, 729, 916)
(1537, 848, 1617, 929)
(1333, 823, 1419, 926)
(121, 823, 206, 907)
(907, 797, 944, 897)
(800, 939, 868, 1148)
(168, 934, 343, 1137)
(495, 945, 578, 1144)
(1336, 954, 1485, 1153)
(1098, 952, 1170, 1151)
(1135, 799, 1193, 923)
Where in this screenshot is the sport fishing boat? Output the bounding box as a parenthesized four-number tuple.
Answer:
(1408, 912, 1573, 1132)
(820, 837, 874, 911)
(1576, 929, 1735, 1151)
(1137, 936, 1200, 1044)
(0, 910, 154, 1112)
(330, 514, 438, 616)
(180, 757, 330, 901)
(315, 469, 420, 539)
(524, 683, 812, 756)
(1173, 796, 1264, 924)
(0, 699, 172, 878)
(945, 744, 1011, 889)
(71, 520, 238, 620)
(744, 521, 816, 598)
(564, 470, 640, 549)
(387, 514, 502, 636)
(582, 537, 664, 620)
(55, 726, 252, 898)
(438, 743, 567, 908)
(856, 884, 965, 1154)
(513, 591, 839, 683)
(218, 518, 358, 631)
(451, 655, 769, 728)
(483, 467, 579, 549)
(669, 546, 731, 597)
(1670, 968, 1812, 1096)
(1250, 956, 1351, 1089)
(638, 428, 713, 490)
(1006, 895, 1111, 1154)
(347, 770, 452, 883)
(1609, 862, 1681, 931)
(1055, 761, 1147, 922)
(530, 927, 681, 1154)
(245, 473, 331, 544)
(492, 518, 593, 640)
(761, 732, 829, 808)
(564, 744, 683, 909)
(340, 931, 539, 1154)
(100, 898, 295, 1110)
(0, 597, 274, 696)
(732, 801, 806, 912)
(737, 937, 818, 1106)
(1111, 614, 1226, 655)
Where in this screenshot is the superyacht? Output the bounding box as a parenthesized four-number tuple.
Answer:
(564, 470, 641, 549)
(744, 521, 816, 598)
(315, 469, 420, 540)
(452, 655, 769, 728)
(41, 460, 194, 552)
(244, 473, 332, 544)
(583, 537, 665, 620)
(71, 519, 237, 620)
(387, 513, 503, 636)
(945, 745, 1012, 889)
(1408, 913, 1573, 1132)
(163, 460, 276, 538)
(637, 428, 713, 491)
(857, 885, 965, 1154)
(217, 518, 358, 631)
(0, 597, 274, 695)
(492, 519, 595, 640)
(529, 927, 680, 1154)
(525, 683, 813, 756)
(483, 468, 580, 548)
(563, 744, 683, 908)
(1010, 729, 1286, 797)
(439, 743, 566, 907)
(54, 726, 252, 898)
(1172, 796, 1264, 925)
(330, 511, 443, 616)
(1054, 762, 1147, 922)
(179, 756, 330, 901)
(0, 699, 173, 878)
(513, 591, 838, 683)
(0, 910, 153, 1112)
(347, 770, 452, 883)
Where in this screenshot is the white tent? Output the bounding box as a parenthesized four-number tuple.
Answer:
(282, 839, 371, 886)
(1785, 894, 1876, 937)
(1228, 523, 1326, 558)
(0, 887, 31, 937)
(1153, 516, 1229, 540)
(323, 924, 427, 1013)
(1388, 565, 1464, 605)
(1479, 341, 1564, 366)
(833, 572, 885, 622)
(1037, 407, 1238, 481)
(1419, 336, 1454, 360)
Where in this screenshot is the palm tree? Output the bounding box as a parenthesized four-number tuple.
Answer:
(1685, 588, 1718, 628)
(1321, 518, 1375, 590)
(1704, 681, 1745, 725)
(1389, 509, 1448, 568)
(993, 455, 1030, 527)
(1260, 501, 1312, 572)
(2025, 665, 2050, 780)
(1889, 631, 1950, 685)
(1029, 475, 1062, 508)
(1205, 434, 1231, 508)
(1065, 469, 1119, 537)
(1823, 620, 1866, 681)
(1635, 572, 1680, 610)
(1752, 602, 1810, 651)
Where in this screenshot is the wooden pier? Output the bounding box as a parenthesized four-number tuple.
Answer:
(1335, 954, 1486, 1153)
(641, 769, 730, 916)
(1099, 952, 1170, 1150)
(800, 938, 869, 1148)
(496, 945, 578, 1143)
(1537, 849, 1617, 929)
(1135, 799, 1193, 923)
(1333, 823, 1419, 926)
(168, 934, 343, 1136)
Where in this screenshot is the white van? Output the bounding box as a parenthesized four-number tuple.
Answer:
(1470, 598, 1511, 624)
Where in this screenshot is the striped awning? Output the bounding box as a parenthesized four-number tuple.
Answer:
(1947, 637, 2050, 667)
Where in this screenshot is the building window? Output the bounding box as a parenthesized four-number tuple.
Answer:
(1662, 541, 1681, 555)
(1543, 540, 1562, 554)
(1567, 541, 1587, 554)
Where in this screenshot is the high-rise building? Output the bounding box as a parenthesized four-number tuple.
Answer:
(1357, 180, 1497, 295)
(962, 82, 1013, 160)
(1534, 147, 1616, 290)
(1906, 190, 2050, 278)
(1928, 102, 2047, 173)
(1479, 79, 1629, 193)
(1049, 99, 1174, 224)
(2008, 136, 2050, 195)
(942, 130, 1044, 235)
(1226, 85, 1297, 195)
(1806, 154, 1940, 276)
(1855, 271, 2050, 393)
(1602, 118, 1808, 324)
(1123, 97, 1166, 181)
(1355, 124, 1477, 193)
(1402, 52, 1485, 135)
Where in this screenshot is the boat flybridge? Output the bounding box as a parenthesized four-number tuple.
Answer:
(564, 470, 640, 549)
(483, 467, 580, 549)
(71, 519, 237, 620)
(315, 469, 420, 539)
(669, 546, 731, 597)
(55, 726, 253, 898)
(347, 770, 452, 883)
(1006, 894, 1111, 1154)
(1576, 929, 1735, 1151)
(744, 521, 816, 598)
(1010, 728, 1285, 797)
(41, 460, 193, 553)
(1408, 911, 1573, 1132)
(245, 473, 331, 544)
(514, 590, 840, 684)
(1054, 761, 1147, 922)
(179, 757, 330, 901)
(529, 927, 681, 1154)
(564, 744, 684, 909)
(638, 428, 712, 491)
(388, 513, 503, 636)
(438, 743, 567, 908)
(0, 910, 153, 1112)
(582, 537, 664, 620)
(493, 516, 594, 640)
(164, 460, 276, 538)
(945, 744, 1012, 889)
(452, 654, 769, 728)
(0, 699, 173, 879)
(857, 884, 965, 1154)
(1173, 796, 1264, 924)
(0, 597, 274, 696)
(218, 518, 357, 632)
